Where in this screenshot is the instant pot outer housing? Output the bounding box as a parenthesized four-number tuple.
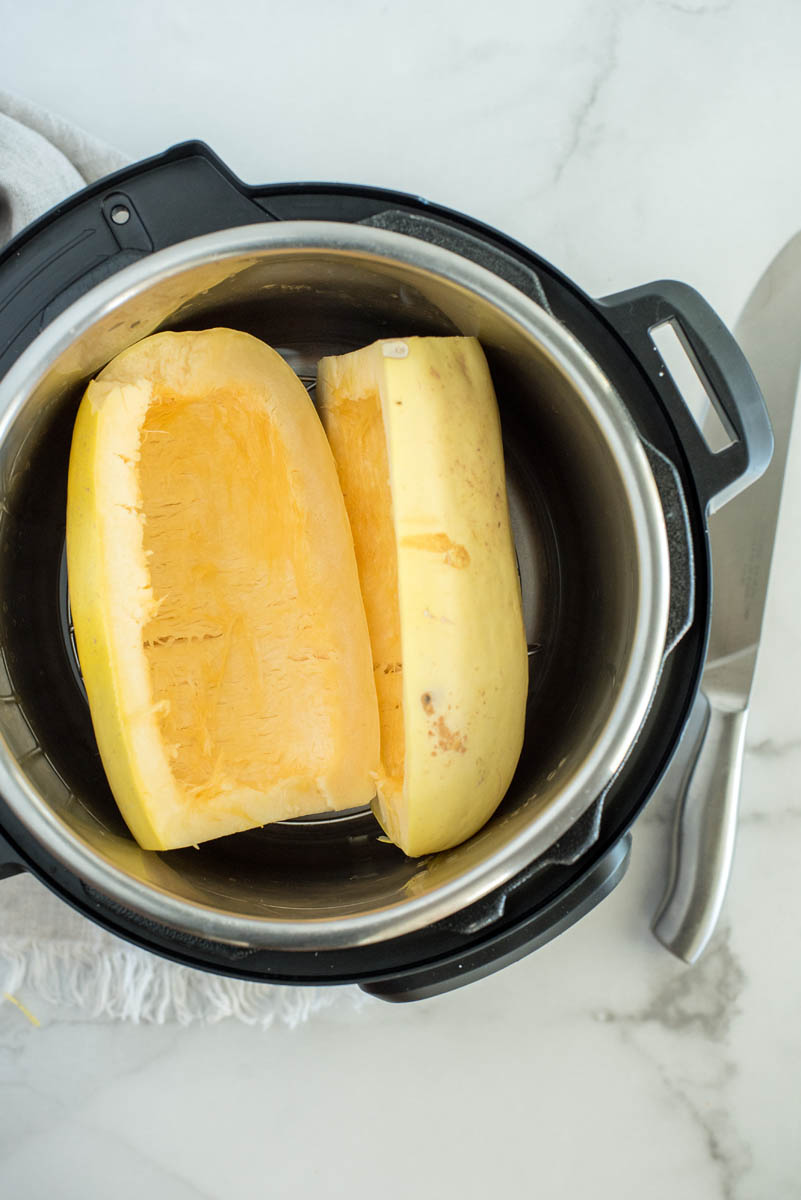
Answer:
(0, 144, 771, 1000)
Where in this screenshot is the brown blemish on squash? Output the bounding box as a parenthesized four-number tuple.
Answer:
(444, 544, 470, 569)
(453, 350, 470, 383)
(429, 367, 441, 380)
(424, 695, 466, 753)
(401, 532, 470, 569)
(434, 716, 467, 754)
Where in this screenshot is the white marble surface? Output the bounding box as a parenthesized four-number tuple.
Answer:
(1, 0, 801, 1196)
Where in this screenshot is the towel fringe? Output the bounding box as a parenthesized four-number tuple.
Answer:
(0, 939, 369, 1028)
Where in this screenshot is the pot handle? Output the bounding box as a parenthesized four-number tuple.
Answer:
(359, 835, 630, 1003)
(0, 142, 271, 378)
(598, 281, 773, 513)
(0, 828, 25, 880)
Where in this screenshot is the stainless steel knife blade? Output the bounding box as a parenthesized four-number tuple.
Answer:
(653, 232, 801, 962)
(706, 231, 801, 701)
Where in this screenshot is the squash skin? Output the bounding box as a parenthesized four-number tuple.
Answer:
(318, 337, 528, 857)
(67, 329, 380, 851)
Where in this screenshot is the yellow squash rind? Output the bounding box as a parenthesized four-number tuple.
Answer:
(318, 336, 528, 856)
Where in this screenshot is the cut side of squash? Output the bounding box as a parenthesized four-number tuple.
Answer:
(66, 329, 380, 851)
(317, 336, 528, 857)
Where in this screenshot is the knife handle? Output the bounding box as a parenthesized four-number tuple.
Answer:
(652, 691, 749, 962)
(600, 280, 773, 513)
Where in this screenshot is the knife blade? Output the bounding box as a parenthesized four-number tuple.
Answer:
(653, 231, 801, 962)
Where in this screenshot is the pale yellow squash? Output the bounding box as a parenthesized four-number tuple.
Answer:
(317, 336, 528, 856)
(67, 329, 379, 851)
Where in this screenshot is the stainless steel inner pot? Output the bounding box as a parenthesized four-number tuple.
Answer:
(0, 223, 670, 948)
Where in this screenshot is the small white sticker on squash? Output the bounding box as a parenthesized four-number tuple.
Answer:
(382, 341, 409, 358)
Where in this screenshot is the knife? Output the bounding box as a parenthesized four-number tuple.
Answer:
(652, 231, 801, 963)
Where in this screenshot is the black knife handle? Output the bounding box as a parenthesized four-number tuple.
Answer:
(599, 280, 773, 513)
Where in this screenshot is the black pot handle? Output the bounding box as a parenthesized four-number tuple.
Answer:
(599, 281, 773, 512)
(0, 828, 25, 880)
(0, 142, 272, 379)
(360, 834, 631, 1003)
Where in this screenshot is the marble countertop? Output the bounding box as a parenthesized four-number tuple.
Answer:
(1, 1, 800, 1197)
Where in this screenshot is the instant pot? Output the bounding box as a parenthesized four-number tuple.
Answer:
(0, 143, 772, 1000)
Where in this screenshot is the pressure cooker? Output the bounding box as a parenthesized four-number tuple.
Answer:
(0, 143, 772, 1000)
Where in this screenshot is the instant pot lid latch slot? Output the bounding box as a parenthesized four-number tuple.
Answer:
(360, 210, 554, 317)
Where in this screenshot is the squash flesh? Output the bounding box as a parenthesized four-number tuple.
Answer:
(140, 390, 340, 795)
(67, 329, 380, 851)
(316, 369, 405, 792)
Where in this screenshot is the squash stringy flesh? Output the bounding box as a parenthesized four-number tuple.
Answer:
(138, 387, 337, 805)
(320, 381, 405, 799)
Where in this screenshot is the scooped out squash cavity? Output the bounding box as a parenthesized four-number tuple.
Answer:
(66, 328, 380, 851)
